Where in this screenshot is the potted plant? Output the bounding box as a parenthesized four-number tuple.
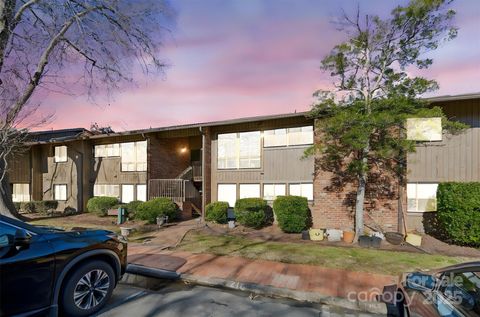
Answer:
(342, 229, 355, 243)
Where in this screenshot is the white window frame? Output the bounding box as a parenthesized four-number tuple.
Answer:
(217, 184, 237, 208)
(93, 184, 120, 198)
(217, 131, 261, 170)
(54, 184, 67, 201)
(264, 126, 314, 148)
(289, 183, 313, 201)
(121, 141, 147, 172)
(263, 183, 286, 201)
(287, 126, 314, 146)
(54, 146, 67, 163)
(94, 143, 120, 158)
(407, 183, 438, 212)
(121, 184, 135, 203)
(12, 183, 30, 202)
(264, 128, 288, 147)
(136, 184, 147, 202)
(239, 184, 261, 199)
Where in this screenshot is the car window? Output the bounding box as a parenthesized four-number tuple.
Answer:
(439, 271, 480, 317)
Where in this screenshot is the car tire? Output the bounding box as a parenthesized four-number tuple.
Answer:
(61, 260, 115, 317)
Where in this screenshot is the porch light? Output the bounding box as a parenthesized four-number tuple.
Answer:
(179, 147, 187, 154)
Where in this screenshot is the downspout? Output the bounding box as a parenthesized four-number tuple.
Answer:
(199, 126, 206, 223)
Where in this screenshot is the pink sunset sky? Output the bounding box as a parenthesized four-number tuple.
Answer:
(36, 0, 480, 132)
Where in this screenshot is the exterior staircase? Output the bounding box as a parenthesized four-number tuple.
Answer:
(149, 162, 203, 219)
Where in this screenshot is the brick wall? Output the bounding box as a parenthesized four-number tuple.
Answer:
(203, 127, 212, 205)
(311, 123, 404, 232)
(148, 136, 191, 179)
(312, 167, 402, 232)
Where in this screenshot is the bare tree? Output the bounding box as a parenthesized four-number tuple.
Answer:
(0, 0, 174, 218)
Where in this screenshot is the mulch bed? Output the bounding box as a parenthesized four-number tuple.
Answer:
(202, 222, 480, 258)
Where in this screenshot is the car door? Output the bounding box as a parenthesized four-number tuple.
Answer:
(0, 221, 56, 316)
(435, 270, 480, 317)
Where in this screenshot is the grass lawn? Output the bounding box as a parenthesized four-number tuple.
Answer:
(177, 231, 471, 276)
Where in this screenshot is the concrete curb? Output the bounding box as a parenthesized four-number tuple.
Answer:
(180, 273, 388, 315)
(123, 264, 388, 315)
(126, 263, 180, 280)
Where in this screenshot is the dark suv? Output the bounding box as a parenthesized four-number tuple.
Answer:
(0, 215, 127, 317)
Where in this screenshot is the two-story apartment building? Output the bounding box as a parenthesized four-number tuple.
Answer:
(7, 93, 480, 233)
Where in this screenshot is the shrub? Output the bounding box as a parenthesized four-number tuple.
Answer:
(273, 196, 311, 233)
(125, 200, 143, 218)
(437, 182, 480, 246)
(205, 201, 229, 224)
(234, 198, 270, 228)
(13, 202, 21, 211)
(35, 200, 58, 213)
(87, 196, 119, 216)
(23, 202, 36, 213)
(136, 198, 178, 224)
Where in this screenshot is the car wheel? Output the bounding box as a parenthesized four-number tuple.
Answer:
(61, 260, 115, 317)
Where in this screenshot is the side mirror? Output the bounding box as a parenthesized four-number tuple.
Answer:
(14, 229, 31, 247)
(406, 272, 437, 292)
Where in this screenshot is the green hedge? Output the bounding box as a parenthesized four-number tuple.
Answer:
(437, 182, 480, 246)
(205, 201, 229, 224)
(234, 198, 270, 229)
(17, 200, 58, 213)
(125, 200, 143, 219)
(136, 198, 178, 224)
(87, 196, 118, 216)
(273, 196, 310, 233)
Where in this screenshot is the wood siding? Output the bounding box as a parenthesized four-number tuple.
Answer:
(432, 97, 480, 128)
(7, 151, 31, 183)
(407, 98, 480, 182)
(407, 127, 480, 182)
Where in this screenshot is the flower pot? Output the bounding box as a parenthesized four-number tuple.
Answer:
(385, 232, 404, 245)
(343, 231, 355, 243)
(120, 227, 132, 237)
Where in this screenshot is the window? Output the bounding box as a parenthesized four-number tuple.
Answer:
(137, 184, 147, 202)
(121, 185, 135, 203)
(12, 184, 30, 202)
(288, 126, 314, 145)
(239, 132, 261, 168)
(407, 183, 438, 212)
(218, 184, 237, 207)
(54, 184, 67, 201)
(264, 126, 314, 148)
(93, 184, 120, 198)
(439, 271, 480, 317)
(263, 184, 286, 200)
(94, 143, 120, 157)
(54, 146, 67, 162)
(264, 128, 287, 147)
(217, 133, 237, 169)
(239, 184, 260, 199)
(121, 141, 147, 171)
(406, 117, 442, 141)
(217, 132, 261, 169)
(289, 183, 313, 200)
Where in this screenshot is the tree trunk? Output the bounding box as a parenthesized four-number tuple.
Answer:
(354, 172, 366, 240)
(0, 159, 22, 219)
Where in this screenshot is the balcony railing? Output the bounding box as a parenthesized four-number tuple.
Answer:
(192, 161, 202, 181)
(149, 179, 201, 209)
